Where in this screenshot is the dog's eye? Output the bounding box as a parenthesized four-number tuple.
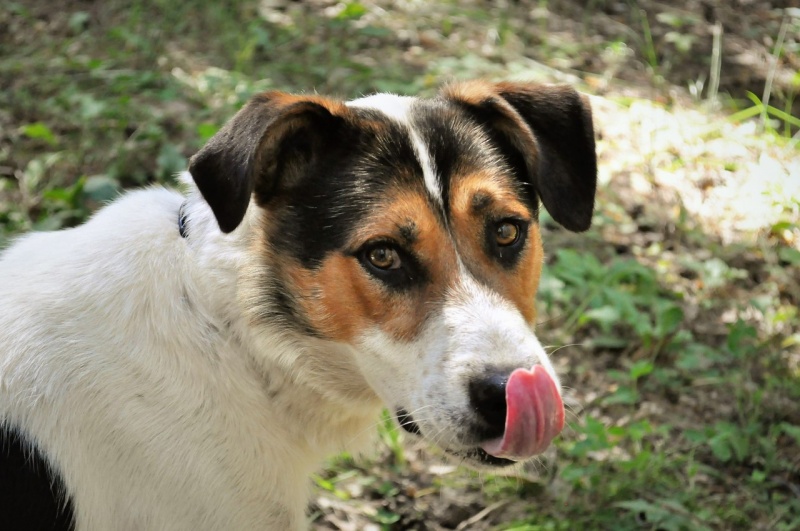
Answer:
(356, 241, 426, 290)
(486, 218, 529, 268)
(495, 221, 519, 246)
(367, 246, 401, 270)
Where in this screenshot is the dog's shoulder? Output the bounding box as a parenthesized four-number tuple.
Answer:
(0, 187, 190, 366)
(0, 186, 185, 276)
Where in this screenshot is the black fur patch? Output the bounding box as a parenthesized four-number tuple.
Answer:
(0, 426, 75, 531)
(256, 108, 434, 327)
(261, 108, 426, 268)
(254, 280, 321, 339)
(446, 98, 540, 213)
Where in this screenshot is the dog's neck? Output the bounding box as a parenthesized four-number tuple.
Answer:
(178, 182, 383, 458)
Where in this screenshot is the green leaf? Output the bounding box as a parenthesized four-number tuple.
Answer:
(664, 31, 695, 53)
(68, 11, 90, 33)
(614, 499, 692, 531)
(630, 360, 654, 381)
(656, 304, 683, 337)
(197, 123, 219, 143)
(376, 480, 399, 497)
(358, 25, 392, 38)
(626, 498, 665, 514)
(607, 426, 626, 438)
(21, 122, 57, 145)
(707, 421, 746, 462)
(709, 436, 732, 462)
(589, 334, 629, 349)
(337, 2, 367, 20)
(684, 428, 711, 444)
(76, 94, 106, 120)
(727, 320, 757, 356)
(313, 475, 335, 492)
(582, 305, 620, 330)
(728, 431, 749, 462)
(602, 386, 639, 405)
(729, 105, 763, 123)
(626, 420, 653, 441)
(83, 175, 121, 202)
(157, 144, 187, 180)
(780, 423, 800, 445)
(778, 247, 800, 265)
(655, 13, 686, 28)
(765, 104, 800, 128)
(374, 508, 401, 524)
(772, 221, 799, 233)
(745, 91, 763, 106)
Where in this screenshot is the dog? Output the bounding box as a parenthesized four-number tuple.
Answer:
(0, 80, 596, 530)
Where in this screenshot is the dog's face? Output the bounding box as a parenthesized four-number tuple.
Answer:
(189, 81, 596, 467)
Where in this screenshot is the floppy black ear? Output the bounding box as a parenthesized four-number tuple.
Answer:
(444, 81, 597, 232)
(188, 92, 348, 233)
(497, 83, 597, 232)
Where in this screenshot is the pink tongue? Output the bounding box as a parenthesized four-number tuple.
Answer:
(480, 365, 565, 460)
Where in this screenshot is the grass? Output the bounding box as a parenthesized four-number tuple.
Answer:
(2, 1, 799, 529)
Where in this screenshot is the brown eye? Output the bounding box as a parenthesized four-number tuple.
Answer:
(495, 222, 519, 246)
(367, 246, 401, 270)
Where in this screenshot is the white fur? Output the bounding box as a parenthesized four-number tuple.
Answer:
(348, 94, 443, 205)
(0, 184, 382, 530)
(348, 93, 415, 124)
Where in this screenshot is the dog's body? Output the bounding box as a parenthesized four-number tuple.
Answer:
(0, 81, 596, 530)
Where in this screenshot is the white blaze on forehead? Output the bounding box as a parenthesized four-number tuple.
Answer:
(347, 93, 443, 205)
(408, 128, 441, 205)
(348, 93, 415, 123)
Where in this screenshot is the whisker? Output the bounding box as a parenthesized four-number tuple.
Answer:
(344, 404, 439, 446)
(543, 343, 582, 355)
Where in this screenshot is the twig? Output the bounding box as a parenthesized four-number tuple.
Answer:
(761, 14, 789, 130)
(708, 21, 722, 107)
(454, 499, 511, 531)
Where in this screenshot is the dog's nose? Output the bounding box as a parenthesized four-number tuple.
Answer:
(468, 370, 510, 439)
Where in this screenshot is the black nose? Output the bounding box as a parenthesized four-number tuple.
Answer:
(468, 370, 510, 440)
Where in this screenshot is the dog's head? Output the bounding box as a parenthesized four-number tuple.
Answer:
(189, 81, 596, 467)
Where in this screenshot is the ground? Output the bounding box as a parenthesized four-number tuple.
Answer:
(1, 1, 799, 529)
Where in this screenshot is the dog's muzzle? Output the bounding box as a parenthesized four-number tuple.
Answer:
(399, 365, 565, 464)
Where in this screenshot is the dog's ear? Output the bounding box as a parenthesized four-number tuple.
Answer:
(189, 92, 349, 233)
(443, 81, 597, 232)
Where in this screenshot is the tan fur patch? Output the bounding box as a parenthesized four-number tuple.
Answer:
(280, 189, 458, 343)
(441, 79, 501, 106)
(449, 172, 542, 323)
(257, 91, 395, 139)
(240, 217, 381, 404)
(258, 91, 349, 117)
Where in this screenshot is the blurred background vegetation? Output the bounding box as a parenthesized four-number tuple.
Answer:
(1, 1, 799, 529)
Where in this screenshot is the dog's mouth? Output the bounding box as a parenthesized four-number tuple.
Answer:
(396, 413, 515, 467)
(445, 446, 517, 467)
(395, 365, 565, 467)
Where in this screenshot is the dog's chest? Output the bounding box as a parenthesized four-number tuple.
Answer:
(54, 349, 315, 530)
